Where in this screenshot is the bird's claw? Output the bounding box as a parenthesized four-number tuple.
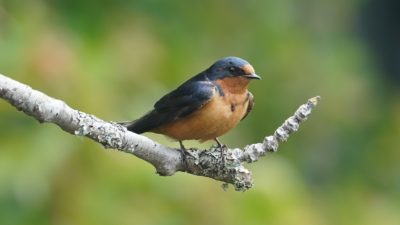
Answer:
(178, 141, 188, 168)
(213, 138, 226, 166)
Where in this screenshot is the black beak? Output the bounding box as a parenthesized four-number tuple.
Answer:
(243, 73, 261, 80)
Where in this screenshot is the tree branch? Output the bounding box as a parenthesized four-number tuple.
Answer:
(0, 74, 320, 191)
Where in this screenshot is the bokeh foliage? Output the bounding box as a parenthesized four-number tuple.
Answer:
(0, 0, 399, 225)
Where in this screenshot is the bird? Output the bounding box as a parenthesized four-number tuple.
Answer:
(120, 56, 261, 152)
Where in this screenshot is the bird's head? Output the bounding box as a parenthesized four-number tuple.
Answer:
(206, 56, 261, 81)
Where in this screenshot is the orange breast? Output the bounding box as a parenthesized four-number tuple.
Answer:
(153, 90, 250, 141)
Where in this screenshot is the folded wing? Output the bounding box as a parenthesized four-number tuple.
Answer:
(124, 81, 215, 134)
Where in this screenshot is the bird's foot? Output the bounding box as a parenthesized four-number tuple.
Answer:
(214, 138, 226, 166)
(179, 141, 188, 168)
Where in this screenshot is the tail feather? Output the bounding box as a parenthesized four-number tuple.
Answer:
(119, 111, 163, 134)
(118, 121, 135, 127)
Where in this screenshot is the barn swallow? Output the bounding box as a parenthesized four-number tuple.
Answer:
(120, 56, 260, 152)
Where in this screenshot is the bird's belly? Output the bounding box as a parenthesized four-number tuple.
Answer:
(154, 95, 248, 141)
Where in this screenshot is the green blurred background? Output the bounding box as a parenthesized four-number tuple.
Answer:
(0, 0, 399, 224)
